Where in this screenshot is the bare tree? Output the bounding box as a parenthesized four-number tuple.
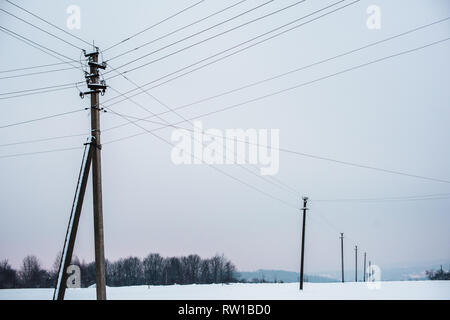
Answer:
(184, 254, 201, 284)
(224, 261, 237, 283)
(210, 254, 225, 283)
(19, 255, 49, 288)
(143, 253, 164, 285)
(0, 259, 17, 288)
(199, 259, 211, 284)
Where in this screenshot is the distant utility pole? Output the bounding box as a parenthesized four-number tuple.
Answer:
(363, 252, 367, 282)
(355, 245, 358, 282)
(340, 233, 344, 283)
(54, 46, 108, 300)
(369, 261, 372, 280)
(299, 196, 308, 290)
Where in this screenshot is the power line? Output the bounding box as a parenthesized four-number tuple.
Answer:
(0, 61, 78, 74)
(311, 193, 450, 203)
(103, 103, 450, 186)
(109, 105, 298, 210)
(0, 25, 82, 69)
(0, 26, 81, 68)
(0, 85, 79, 100)
(106, 0, 304, 75)
(106, 0, 250, 61)
(150, 16, 450, 116)
(104, 37, 450, 141)
(0, 108, 86, 129)
(101, 36, 450, 185)
(0, 8, 83, 50)
(101, 0, 357, 105)
(106, 65, 300, 203)
(5, 0, 92, 47)
(106, 82, 300, 198)
(103, 16, 450, 124)
(0, 82, 78, 97)
(0, 132, 87, 147)
(106, 60, 300, 198)
(109, 110, 371, 262)
(307, 204, 369, 254)
(102, 0, 206, 52)
(0, 26, 84, 99)
(0, 146, 83, 159)
(0, 66, 77, 80)
(99, 16, 449, 132)
(105, 0, 276, 72)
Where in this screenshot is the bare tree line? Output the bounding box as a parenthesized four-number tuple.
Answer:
(0, 253, 238, 288)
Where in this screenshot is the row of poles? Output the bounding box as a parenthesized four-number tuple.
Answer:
(299, 197, 375, 290)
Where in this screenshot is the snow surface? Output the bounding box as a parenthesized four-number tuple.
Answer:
(1, 281, 449, 300)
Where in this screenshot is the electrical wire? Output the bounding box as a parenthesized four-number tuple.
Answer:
(105, 0, 305, 75)
(0, 108, 86, 129)
(109, 105, 299, 210)
(0, 146, 83, 159)
(0, 61, 78, 74)
(100, 35, 450, 185)
(101, 0, 357, 105)
(5, 0, 92, 47)
(0, 8, 83, 50)
(106, 82, 300, 198)
(0, 26, 81, 68)
(103, 16, 450, 124)
(0, 133, 88, 147)
(102, 0, 206, 52)
(0, 82, 78, 97)
(161, 17, 450, 115)
(0, 26, 84, 99)
(102, 104, 450, 186)
(311, 193, 450, 203)
(106, 0, 250, 61)
(0, 66, 78, 80)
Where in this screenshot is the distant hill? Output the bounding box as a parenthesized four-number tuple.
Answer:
(237, 269, 338, 283)
(308, 261, 450, 282)
(237, 262, 450, 283)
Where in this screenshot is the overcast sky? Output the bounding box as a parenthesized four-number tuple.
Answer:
(0, 0, 449, 276)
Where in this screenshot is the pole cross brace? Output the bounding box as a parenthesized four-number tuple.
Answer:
(90, 104, 103, 111)
(88, 61, 107, 70)
(87, 83, 108, 91)
(80, 90, 104, 99)
(83, 48, 99, 57)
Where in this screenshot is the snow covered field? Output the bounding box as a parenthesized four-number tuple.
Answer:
(0, 281, 449, 300)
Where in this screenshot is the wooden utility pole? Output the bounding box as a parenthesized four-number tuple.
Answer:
(355, 245, 358, 282)
(363, 252, 367, 282)
(87, 49, 107, 300)
(340, 233, 344, 283)
(53, 47, 107, 300)
(299, 196, 308, 290)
